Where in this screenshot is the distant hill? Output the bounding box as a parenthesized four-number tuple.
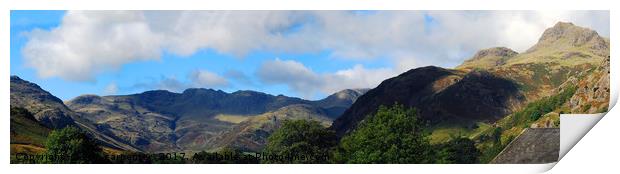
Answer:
(65, 87, 367, 152)
(312, 88, 369, 119)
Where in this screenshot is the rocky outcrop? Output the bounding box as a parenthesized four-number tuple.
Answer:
(565, 56, 610, 113)
(526, 22, 609, 57)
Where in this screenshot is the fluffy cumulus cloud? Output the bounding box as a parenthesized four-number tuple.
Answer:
(256, 58, 323, 97)
(22, 11, 609, 96)
(189, 70, 230, 88)
(257, 58, 394, 98)
(23, 11, 163, 81)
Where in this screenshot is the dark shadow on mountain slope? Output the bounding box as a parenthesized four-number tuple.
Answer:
(332, 66, 526, 137)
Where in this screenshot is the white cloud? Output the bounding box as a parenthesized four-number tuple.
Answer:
(256, 58, 322, 98)
(324, 65, 394, 93)
(23, 11, 163, 81)
(189, 70, 230, 88)
(257, 58, 395, 99)
(22, 11, 609, 82)
(103, 83, 118, 95)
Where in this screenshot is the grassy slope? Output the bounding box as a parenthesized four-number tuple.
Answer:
(10, 108, 51, 147)
(429, 122, 491, 144)
(215, 114, 252, 124)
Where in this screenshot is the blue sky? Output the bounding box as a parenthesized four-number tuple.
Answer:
(10, 11, 609, 100)
(10, 11, 394, 100)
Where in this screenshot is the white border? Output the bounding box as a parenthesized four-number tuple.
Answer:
(1, 0, 616, 174)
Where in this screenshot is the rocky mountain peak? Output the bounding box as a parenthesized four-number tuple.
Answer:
(332, 89, 370, 100)
(527, 21, 607, 53)
(541, 22, 597, 43)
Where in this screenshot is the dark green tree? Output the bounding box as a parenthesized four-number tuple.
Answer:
(491, 127, 502, 144)
(43, 126, 108, 163)
(263, 119, 337, 164)
(436, 138, 481, 163)
(335, 104, 434, 163)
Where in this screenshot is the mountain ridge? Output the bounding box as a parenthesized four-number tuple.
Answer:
(64, 85, 369, 152)
(333, 21, 609, 137)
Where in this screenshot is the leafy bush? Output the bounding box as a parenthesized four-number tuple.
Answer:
(42, 126, 108, 163)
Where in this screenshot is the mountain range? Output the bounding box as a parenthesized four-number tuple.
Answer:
(11, 76, 367, 152)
